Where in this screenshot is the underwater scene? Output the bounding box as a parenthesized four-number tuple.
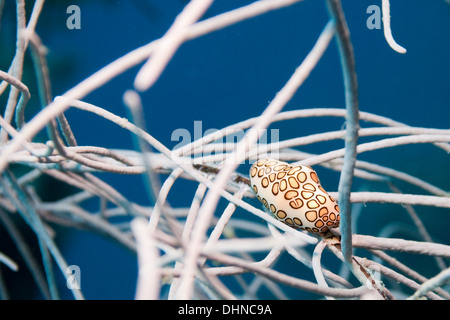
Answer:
(0, 0, 449, 301)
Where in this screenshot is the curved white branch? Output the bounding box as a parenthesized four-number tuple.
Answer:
(382, 0, 406, 54)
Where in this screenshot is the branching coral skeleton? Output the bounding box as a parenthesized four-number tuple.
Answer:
(0, 0, 448, 300)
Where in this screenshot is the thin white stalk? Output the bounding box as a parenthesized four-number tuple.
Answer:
(332, 192, 450, 209)
(382, 0, 406, 54)
(300, 134, 450, 167)
(203, 186, 247, 255)
(0, 251, 18, 272)
(352, 235, 450, 258)
(148, 168, 184, 232)
(312, 241, 335, 300)
(131, 218, 161, 300)
(182, 183, 208, 243)
(123, 89, 161, 206)
(134, 0, 215, 91)
(408, 267, 450, 300)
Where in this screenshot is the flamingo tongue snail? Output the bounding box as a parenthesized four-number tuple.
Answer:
(249, 158, 388, 299)
(249, 158, 341, 245)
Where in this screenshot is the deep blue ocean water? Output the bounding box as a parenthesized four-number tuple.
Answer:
(0, 0, 449, 299)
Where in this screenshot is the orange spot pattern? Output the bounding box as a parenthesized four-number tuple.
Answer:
(250, 159, 340, 233)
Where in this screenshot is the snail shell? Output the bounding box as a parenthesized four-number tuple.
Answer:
(250, 159, 340, 233)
